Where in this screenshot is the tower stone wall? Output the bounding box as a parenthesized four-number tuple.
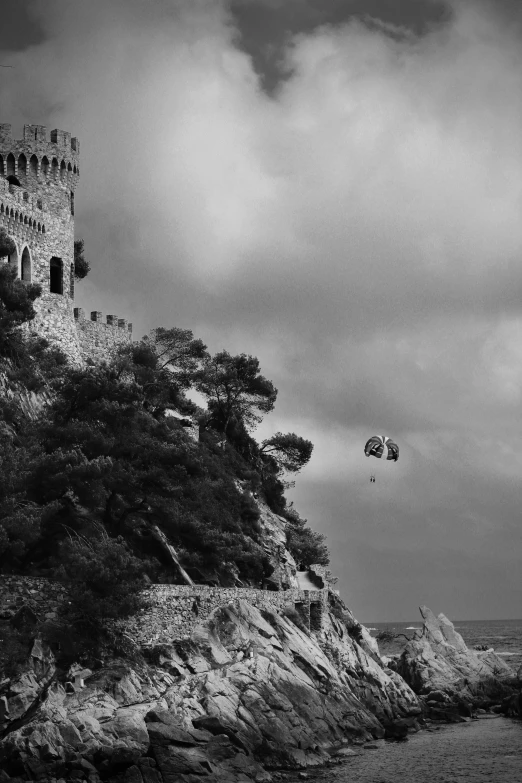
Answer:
(0, 123, 131, 363)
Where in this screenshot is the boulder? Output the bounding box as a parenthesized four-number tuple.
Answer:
(396, 606, 516, 715)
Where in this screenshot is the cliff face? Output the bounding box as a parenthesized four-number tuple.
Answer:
(0, 599, 420, 782)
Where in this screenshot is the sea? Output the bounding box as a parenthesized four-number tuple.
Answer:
(286, 619, 522, 783)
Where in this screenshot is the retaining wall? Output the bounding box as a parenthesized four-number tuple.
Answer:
(0, 577, 328, 644)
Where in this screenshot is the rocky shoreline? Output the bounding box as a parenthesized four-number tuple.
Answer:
(0, 595, 519, 783)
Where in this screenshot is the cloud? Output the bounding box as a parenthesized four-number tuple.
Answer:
(1, 0, 521, 618)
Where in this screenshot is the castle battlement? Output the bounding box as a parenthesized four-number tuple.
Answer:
(74, 308, 133, 333)
(0, 123, 79, 183)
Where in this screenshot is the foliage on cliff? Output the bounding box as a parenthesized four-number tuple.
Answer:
(0, 287, 328, 607)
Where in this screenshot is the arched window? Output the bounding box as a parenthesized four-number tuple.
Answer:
(60, 160, 67, 178)
(42, 225, 46, 234)
(0, 155, 3, 175)
(6, 153, 16, 178)
(67, 162, 72, 173)
(18, 154, 27, 176)
(24, 216, 28, 225)
(7, 176, 20, 187)
(41, 156, 50, 176)
(50, 257, 63, 294)
(21, 247, 31, 282)
(29, 154, 38, 176)
(51, 158, 59, 177)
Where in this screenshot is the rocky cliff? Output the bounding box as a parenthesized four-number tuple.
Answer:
(2, 593, 521, 782)
(0, 596, 421, 783)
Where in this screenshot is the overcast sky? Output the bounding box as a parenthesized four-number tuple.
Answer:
(1, 0, 521, 621)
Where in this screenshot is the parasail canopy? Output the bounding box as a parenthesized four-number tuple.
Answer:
(364, 435, 399, 462)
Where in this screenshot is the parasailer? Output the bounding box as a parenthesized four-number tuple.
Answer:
(364, 435, 399, 482)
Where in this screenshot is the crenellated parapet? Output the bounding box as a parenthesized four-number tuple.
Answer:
(74, 308, 133, 333)
(74, 307, 133, 363)
(0, 123, 79, 186)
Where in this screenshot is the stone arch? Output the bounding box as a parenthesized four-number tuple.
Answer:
(6, 153, 16, 178)
(50, 256, 63, 294)
(67, 162, 72, 173)
(0, 204, 4, 214)
(41, 156, 50, 176)
(18, 154, 27, 176)
(24, 215, 28, 224)
(0, 154, 3, 175)
(73, 164, 77, 174)
(60, 160, 67, 178)
(37, 222, 41, 232)
(51, 158, 59, 177)
(21, 246, 32, 282)
(29, 154, 38, 176)
(42, 224, 46, 234)
(7, 175, 20, 187)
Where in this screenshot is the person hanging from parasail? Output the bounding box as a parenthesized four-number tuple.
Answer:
(364, 435, 399, 482)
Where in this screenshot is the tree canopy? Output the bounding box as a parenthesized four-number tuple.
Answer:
(74, 239, 90, 280)
(0, 229, 16, 258)
(196, 351, 277, 435)
(260, 432, 313, 474)
(0, 289, 326, 614)
(0, 263, 42, 363)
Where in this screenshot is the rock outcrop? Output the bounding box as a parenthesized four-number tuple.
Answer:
(395, 606, 517, 721)
(0, 598, 421, 782)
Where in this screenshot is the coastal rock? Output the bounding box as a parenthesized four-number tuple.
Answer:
(396, 606, 516, 718)
(0, 599, 421, 780)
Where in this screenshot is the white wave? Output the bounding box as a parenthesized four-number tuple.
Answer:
(405, 626, 421, 630)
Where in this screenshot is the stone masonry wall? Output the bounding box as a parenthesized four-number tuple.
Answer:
(0, 577, 328, 644)
(74, 308, 132, 363)
(0, 576, 69, 623)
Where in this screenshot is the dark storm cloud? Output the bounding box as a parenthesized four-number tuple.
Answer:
(1, 1, 45, 54)
(229, 0, 451, 92)
(1, 0, 520, 619)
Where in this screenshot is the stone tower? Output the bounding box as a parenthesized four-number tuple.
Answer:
(0, 123, 82, 361)
(0, 123, 132, 363)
